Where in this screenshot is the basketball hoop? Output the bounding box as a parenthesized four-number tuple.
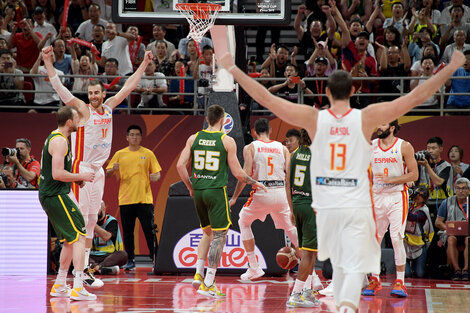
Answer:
(176, 3, 222, 43)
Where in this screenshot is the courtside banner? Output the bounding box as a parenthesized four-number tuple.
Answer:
(173, 228, 267, 269)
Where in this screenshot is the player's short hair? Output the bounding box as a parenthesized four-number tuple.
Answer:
(254, 118, 270, 135)
(89, 80, 105, 91)
(327, 70, 353, 100)
(464, 50, 470, 56)
(389, 120, 400, 135)
(57, 106, 76, 127)
(207, 105, 225, 126)
(202, 45, 213, 53)
(427, 136, 443, 147)
(299, 128, 311, 146)
(286, 128, 300, 139)
(127, 124, 142, 135)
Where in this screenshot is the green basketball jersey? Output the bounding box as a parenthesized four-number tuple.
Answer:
(290, 145, 312, 203)
(191, 130, 229, 190)
(39, 131, 73, 198)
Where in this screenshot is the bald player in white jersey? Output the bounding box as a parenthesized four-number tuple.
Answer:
(363, 120, 418, 298)
(211, 22, 465, 313)
(229, 118, 298, 281)
(42, 46, 153, 287)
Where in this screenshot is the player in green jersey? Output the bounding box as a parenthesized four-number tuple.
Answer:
(39, 106, 96, 301)
(286, 129, 322, 307)
(177, 105, 266, 298)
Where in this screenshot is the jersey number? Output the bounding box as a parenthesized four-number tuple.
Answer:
(194, 150, 220, 171)
(267, 157, 274, 176)
(293, 165, 307, 186)
(329, 143, 346, 171)
(384, 168, 389, 176)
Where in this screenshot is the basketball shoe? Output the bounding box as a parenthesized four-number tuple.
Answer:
(197, 282, 226, 298)
(70, 287, 97, 301)
(286, 292, 318, 308)
(313, 274, 324, 291)
(390, 279, 408, 297)
(100, 265, 120, 275)
(240, 266, 265, 281)
(301, 289, 321, 306)
(50, 284, 72, 297)
(318, 281, 334, 297)
(192, 273, 204, 290)
(362, 276, 382, 296)
(83, 267, 104, 288)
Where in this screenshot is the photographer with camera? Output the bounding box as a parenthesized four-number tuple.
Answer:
(416, 137, 454, 212)
(3, 138, 40, 189)
(404, 186, 434, 278)
(0, 165, 15, 189)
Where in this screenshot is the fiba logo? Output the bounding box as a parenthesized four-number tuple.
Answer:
(222, 113, 234, 134)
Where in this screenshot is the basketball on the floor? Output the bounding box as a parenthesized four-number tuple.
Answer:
(276, 246, 298, 269)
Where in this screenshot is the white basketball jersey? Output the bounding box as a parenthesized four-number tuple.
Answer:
(252, 140, 286, 182)
(310, 109, 372, 210)
(71, 104, 113, 170)
(372, 138, 406, 193)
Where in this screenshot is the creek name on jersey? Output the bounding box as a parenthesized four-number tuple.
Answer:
(198, 139, 216, 146)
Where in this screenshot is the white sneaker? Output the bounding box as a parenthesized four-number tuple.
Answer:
(318, 281, 334, 297)
(240, 267, 265, 281)
(50, 284, 71, 297)
(83, 268, 104, 288)
(313, 274, 324, 291)
(70, 287, 97, 301)
(286, 292, 319, 308)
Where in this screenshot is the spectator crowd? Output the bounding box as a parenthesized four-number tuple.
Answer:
(0, 0, 469, 114)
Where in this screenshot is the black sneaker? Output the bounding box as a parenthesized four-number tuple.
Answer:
(452, 270, 462, 281)
(83, 267, 104, 288)
(461, 270, 469, 281)
(123, 259, 135, 271)
(100, 265, 120, 275)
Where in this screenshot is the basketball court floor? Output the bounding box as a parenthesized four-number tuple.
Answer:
(2, 268, 469, 313)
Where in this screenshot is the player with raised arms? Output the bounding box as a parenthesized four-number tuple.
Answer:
(210, 21, 465, 313)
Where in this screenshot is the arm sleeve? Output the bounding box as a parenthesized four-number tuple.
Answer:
(49, 74, 75, 103)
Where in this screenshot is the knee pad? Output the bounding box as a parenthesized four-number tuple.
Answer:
(238, 216, 254, 241)
(85, 214, 98, 239)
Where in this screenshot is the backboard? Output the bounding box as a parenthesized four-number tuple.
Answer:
(112, 0, 291, 26)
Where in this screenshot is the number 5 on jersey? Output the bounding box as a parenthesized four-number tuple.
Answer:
(194, 150, 220, 171)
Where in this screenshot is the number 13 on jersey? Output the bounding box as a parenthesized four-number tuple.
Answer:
(330, 143, 346, 171)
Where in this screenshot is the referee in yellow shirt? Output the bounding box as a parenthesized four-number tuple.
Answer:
(106, 125, 162, 270)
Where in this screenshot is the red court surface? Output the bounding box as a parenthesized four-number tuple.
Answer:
(1, 269, 469, 313)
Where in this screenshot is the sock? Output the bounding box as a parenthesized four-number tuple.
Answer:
(84, 248, 91, 268)
(397, 271, 405, 282)
(196, 259, 205, 276)
(73, 271, 84, 289)
(247, 251, 258, 268)
(372, 273, 380, 282)
(304, 275, 313, 290)
(204, 268, 216, 287)
(56, 269, 68, 285)
(339, 306, 355, 313)
(293, 279, 305, 294)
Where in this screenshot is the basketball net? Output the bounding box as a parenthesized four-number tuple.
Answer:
(176, 3, 222, 43)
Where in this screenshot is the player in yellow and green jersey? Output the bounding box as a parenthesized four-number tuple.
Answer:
(177, 104, 266, 299)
